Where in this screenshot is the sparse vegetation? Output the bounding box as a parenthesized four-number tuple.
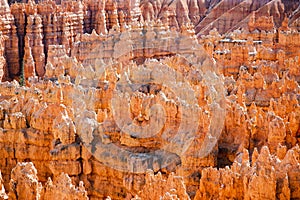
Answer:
(19, 60, 24, 86)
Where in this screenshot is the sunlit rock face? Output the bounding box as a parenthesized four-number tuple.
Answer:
(0, 0, 300, 199)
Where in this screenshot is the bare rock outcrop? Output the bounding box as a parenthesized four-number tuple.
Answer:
(43, 173, 88, 200)
(6, 162, 88, 200)
(0, 34, 6, 82)
(8, 162, 42, 200)
(195, 146, 300, 199)
(136, 170, 190, 200)
(0, 0, 300, 199)
(0, 0, 19, 80)
(0, 172, 7, 200)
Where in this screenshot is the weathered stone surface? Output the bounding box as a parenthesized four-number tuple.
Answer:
(6, 162, 88, 200)
(8, 162, 42, 200)
(0, 0, 300, 199)
(23, 36, 36, 79)
(136, 170, 190, 200)
(42, 173, 88, 200)
(0, 171, 7, 200)
(195, 146, 300, 200)
(0, 34, 6, 82)
(0, 0, 19, 80)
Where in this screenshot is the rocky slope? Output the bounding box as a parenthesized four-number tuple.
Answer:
(0, 0, 299, 199)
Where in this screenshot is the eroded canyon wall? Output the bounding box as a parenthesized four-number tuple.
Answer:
(0, 0, 299, 200)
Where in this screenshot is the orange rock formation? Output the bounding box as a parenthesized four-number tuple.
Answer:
(0, 0, 299, 199)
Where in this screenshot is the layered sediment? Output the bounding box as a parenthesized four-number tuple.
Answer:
(0, 0, 300, 199)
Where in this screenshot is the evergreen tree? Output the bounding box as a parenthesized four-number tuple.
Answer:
(19, 60, 25, 86)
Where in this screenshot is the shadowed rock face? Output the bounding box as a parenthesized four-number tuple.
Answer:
(0, 0, 300, 199)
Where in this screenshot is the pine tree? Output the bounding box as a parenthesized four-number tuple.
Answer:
(19, 60, 25, 86)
